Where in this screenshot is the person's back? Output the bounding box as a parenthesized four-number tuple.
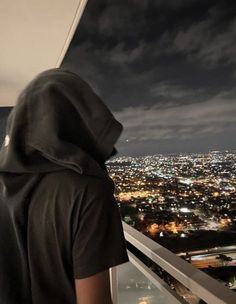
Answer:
(0, 69, 129, 303)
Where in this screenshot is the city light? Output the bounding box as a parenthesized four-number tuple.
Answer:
(106, 151, 236, 289)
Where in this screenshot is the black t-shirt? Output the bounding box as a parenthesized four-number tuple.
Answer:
(0, 169, 129, 303)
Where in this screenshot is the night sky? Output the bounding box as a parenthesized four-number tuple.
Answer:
(1, 1, 235, 156)
(62, 0, 236, 156)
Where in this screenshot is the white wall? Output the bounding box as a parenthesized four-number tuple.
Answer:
(0, 0, 87, 106)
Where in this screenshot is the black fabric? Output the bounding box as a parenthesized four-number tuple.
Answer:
(0, 69, 129, 304)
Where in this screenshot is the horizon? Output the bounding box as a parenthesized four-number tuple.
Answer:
(108, 149, 236, 160)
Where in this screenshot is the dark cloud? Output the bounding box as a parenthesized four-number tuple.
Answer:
(114, 88, 236, 141)
(171, 17, 236, 66)
(62, 0, 236, 155)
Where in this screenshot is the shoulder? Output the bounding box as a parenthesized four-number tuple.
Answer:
(40, 169, 115, 196)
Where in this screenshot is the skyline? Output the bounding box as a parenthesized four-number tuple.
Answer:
(62, 0, 236, 156)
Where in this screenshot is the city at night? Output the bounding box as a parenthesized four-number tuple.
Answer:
(106, 151, 236, 288)
(108, 151, 236, 237)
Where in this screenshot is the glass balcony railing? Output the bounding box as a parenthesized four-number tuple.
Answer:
(116, 251, 183, 304)
(109, 222, 236, 304)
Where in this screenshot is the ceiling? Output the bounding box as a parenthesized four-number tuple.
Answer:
(0, 0, 87, 106)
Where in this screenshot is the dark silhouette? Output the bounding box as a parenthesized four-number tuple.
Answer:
(0, 69, 129, 303)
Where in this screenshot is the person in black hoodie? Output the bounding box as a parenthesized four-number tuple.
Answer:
(0, 69, 129, 304)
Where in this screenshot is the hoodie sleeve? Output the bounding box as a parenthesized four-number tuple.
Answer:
(72, 177, 129, 279)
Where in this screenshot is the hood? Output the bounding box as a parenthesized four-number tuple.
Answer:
(0, 68, 123, 179)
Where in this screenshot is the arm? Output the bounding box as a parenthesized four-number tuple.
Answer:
(75, 269, 113, 304)
(73, 177, 129, 303)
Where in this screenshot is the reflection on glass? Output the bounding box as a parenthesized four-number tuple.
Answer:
(117, 261, 176, 304)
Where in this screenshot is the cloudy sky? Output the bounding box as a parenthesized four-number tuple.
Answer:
(62, 0, 236, 156)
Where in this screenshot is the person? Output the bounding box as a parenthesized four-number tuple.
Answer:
(0, 69, 129, 303)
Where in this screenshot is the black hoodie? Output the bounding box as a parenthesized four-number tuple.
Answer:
(0, 69, 129, 304)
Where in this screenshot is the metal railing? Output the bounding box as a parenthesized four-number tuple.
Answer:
(110, 221, 236, 304)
